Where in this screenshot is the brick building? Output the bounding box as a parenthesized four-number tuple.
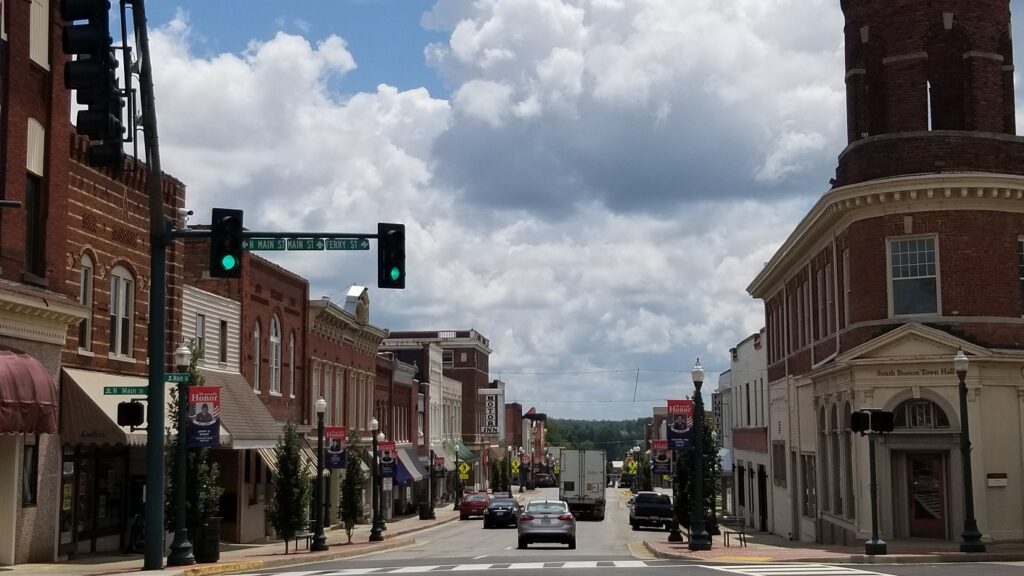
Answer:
(749, 0, 1024, 546)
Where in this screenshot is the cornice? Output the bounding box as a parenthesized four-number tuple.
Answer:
(748, 172, 1024, 297)
(0, 282, 90, 345)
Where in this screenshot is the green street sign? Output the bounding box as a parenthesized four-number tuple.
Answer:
(325, 238, 369, 251)
(104, 386, 147, 395)
(286, 238, 324, 251)
(165, 373, 190, 383)
(243, 238, 286, 251)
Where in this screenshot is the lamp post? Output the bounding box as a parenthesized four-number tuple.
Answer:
(518, 448, 524, 493)
(709, 430, 719, 536)
(427, 449, 436, 519)
(453, 441, 461, 509)
(668, 448, 683, 543)
(167, 344, 195, 567)
(689, 359, 712, 551)
(955, 350, 986, 553)
(311, 398, 328, 551)
(369, 418, 384, 542)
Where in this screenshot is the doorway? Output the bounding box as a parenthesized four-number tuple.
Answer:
(907, 452, 947, 539)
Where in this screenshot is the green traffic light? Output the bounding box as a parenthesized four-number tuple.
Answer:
(221, 254, 238, 271)
(389, 266, 401, 281)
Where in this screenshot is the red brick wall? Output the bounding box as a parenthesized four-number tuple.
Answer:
(375, 355, 393, 431)
(308, 329, 378, 428)
(733, 427, 768, 453)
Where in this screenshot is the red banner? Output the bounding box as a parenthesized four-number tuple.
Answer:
(651, 439, 668, 452)
(325, 426, 347, 469)
(187, 386, 220, 447)
(667, 399, 695, 451)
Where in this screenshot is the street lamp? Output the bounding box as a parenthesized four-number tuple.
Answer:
(518, 448, 525, 494)
(689, 359, 712, 551)
(369, 418, 384, 542)
(311, 397, 328, 551)
(709, 430, 719, 536)
(426, 449, 436, 519)
(955, 350, 985, 553)
(167, 343, 195, 567)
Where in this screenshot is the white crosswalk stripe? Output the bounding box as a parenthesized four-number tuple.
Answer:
(232, 560, 659, 575)
(708, 564, 890, 576)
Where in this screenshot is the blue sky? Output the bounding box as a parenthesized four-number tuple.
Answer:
(134, 1, 1024, 419)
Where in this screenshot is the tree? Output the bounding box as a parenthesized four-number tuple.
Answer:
(671, 413, 720, 532)
(266, 421, 310, 553)
(338, 430, 365, 544)
(638, 452, 653, 492)
(164, 341, 224, 551)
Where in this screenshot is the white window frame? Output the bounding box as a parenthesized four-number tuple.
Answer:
(269, 316, 281, 395)
(289, 332, 295, 398)
(442, 349, 454, 368)
(219, 320, 228, 363)
(29, 0, 49, 69)
(842, 249, 850, 327)
(816, 269, 825, 339)
(108, 266, 134, 358)
(196, 313, 206, 359)
(311, 362, 321, 422)
(796, 288, 804, 347)
(335, 368, 344, 423)
(825, 263, 835, 335)
(803, 280, 811, 344)
(78, 254, 94, 351)
(252, 322, 261, 392)
(887, 235, 940, 318)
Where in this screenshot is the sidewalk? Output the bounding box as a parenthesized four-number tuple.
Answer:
(644, 529, 1024, 564)
(3, 505, 463, 576)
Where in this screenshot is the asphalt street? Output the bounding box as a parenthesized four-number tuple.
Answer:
(233, 487, 1024, 576)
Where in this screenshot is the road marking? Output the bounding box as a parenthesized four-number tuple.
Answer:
(507, 563, 546, 569)
(707, 564, 891, 576)
(612, 561, 649, 568)
(474, 555, 488, 559)
(452, 564, 492, 571)
(562, 561, 599, 568)
(391, 567, 441, 573)
(231, 561, 664, 575)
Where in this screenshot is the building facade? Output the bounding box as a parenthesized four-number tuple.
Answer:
(728, 330, 769, 533)
(749, 0, 1024, 545)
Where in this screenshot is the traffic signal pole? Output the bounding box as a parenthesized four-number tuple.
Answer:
(132, 0, 170, 569)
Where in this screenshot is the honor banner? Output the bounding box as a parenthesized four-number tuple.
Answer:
(325, 426, 348, 469)
(666, 399, 694, 452)
(187, 386, 221, 447)
(650, 439, 671, 474)
(379, 440, 396, 478)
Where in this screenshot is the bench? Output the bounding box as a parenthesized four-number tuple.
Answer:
(721, 515, 747, 547)
(293, 519, 317, 551)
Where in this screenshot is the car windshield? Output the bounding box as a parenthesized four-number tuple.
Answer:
(525, 502, 568, 513)
(466, 495, 488, 502)
(489, 499, 516, 507)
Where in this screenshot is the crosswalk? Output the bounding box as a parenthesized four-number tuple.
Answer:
(234, 561, 654, 575)
(708, 564, 891, 576)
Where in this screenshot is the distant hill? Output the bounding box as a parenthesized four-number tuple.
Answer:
(545, 417, 651, 459)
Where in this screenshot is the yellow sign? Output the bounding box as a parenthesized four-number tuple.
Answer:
(627, 461, 638, 473)
(553, 465, 560, 474)
(458, 461, 470, 475)
(511, 459, 520, 472)
(459, 472, 470, 480)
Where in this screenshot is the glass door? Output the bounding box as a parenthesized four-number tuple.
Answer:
(907, 452, 946, 538)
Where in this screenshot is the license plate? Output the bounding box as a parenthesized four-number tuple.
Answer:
(541, 517, 552, 525)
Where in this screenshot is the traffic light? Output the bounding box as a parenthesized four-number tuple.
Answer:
(851, 409, 895, 434)
(209, 208, 244, 278)
(871, 410, 895, 433)
(377, 223, 405, 289)
(61, 0, 124, 169)
(850, 411, 870, 434)
(116, 400, 144, 427)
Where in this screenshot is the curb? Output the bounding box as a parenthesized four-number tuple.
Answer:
(642, 541, 1024, 565)
(181, 538, 414, 576)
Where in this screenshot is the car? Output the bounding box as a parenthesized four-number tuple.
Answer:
(483, 497, 521, 528)
(534, 473, 556, 488)
(629, 491, 673, 531)
(459, 493, 491, 520)
(517, 499, 576, 549)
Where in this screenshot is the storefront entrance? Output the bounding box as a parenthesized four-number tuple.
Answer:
(906, 452, 947, 539)
(59, 446, 132, 556)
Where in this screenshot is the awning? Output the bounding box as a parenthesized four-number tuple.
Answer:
(0, 351, 58, 434)
(199, 368, 280, 448)
(433, 445, 456, 471)
(396, 446, 427, 482)
(451, 439, 477, 461)
(257, 437, 318, 478)
(61, 368, 229, 446)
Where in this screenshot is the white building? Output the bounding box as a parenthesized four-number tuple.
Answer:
(729, 329, 770, 533)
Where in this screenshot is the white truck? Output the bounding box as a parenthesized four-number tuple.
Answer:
(558, 449, 607, 520)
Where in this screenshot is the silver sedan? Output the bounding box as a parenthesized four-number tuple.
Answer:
(517, 499, 576, 549)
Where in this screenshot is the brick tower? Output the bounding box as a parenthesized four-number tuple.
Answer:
(836, 0, 1021, 187)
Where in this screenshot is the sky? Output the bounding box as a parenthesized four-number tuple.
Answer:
(132, 0, 1024, 421)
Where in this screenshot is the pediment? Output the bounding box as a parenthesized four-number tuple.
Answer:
(838, 323, 991, 363)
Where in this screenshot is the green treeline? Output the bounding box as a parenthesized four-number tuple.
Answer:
(545, 417, 651, 459)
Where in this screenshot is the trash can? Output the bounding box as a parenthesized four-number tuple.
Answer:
(196, 517, 221, 563)
(418, 502, 431, 520)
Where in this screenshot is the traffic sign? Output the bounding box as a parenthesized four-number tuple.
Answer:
(165, 373, 189, 383)
(627, 461, 638, 473)
(458, 461, 470, 474)
(243, 238, 286, 251)
(104, 386, 147, 395)
(511, 459, 520, 472)
(286, 238, 324, 250)
(553, 465, 560, 474)
(325, 238, 369, 250)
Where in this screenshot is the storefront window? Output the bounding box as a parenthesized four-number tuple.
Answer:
(22, 436, 38, 506)
(94, 456, 125, 532)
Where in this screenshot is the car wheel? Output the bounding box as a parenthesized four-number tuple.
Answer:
(460, 515, 468, 521)
(568, 537, 576, 550)
(518, 537, 528, 550)
(630, 520, 638, 530)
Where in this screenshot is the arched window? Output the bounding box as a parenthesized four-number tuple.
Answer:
(269, 316, 281, 394)
(893, 399, 950, 429)
(252, 321, 261, 392)
(109, 265, 134, 357)
(78, 254, 94, 350)
(288, 332, 295, 398)
(844, 402, 855, 519)
(819, 406, 830, 512)
(830, 403, 841, 515)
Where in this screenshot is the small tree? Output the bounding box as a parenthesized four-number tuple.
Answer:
(671, 412, 719, 532)
(266, 421, 310, 553)
(638, 452, 653, 492)
(338, 430, 365, 544)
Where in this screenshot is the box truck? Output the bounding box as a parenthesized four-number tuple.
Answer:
(558, 449, 606, 520)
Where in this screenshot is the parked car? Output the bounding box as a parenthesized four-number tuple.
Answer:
(518, 499, 576, 549)
(459, 493, 491, 520)
(629, 491, 673, 531)
(483, 497, 520, 528)
(533, 473, 556, 488)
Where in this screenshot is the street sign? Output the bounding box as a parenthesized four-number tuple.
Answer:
(458, 461, 470, 474)
(553, 465, 560, 475)
(481, 426, 499, 434)
(104, 386, 147, 395)
(243, 238, 286, 251)
(286, 238, 324, 250)
(165, 373, 189, 383)
(325, 238, 369, 250)
(511, 459, 520, 472)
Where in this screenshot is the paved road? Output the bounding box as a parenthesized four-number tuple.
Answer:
(235, 487, 1024, 576)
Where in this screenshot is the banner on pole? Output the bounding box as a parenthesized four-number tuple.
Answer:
(187, 386, 220, 447)
(325, 426, 347, 469)
(379, 440, 396, 478)
(432, 456, 445, 478)
(666, 399, 695, 452)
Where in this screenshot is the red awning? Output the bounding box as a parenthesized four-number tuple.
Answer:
(0, 351, 58, 434)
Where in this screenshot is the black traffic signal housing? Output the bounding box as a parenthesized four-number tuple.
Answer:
(61, 0, 124, 169)
(116, 400, 144, 427)
(209, 208, 244, 278)
(850, 411, 870, 434)
(851, 409, 895, 434)
(377, 223, 406, 289)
